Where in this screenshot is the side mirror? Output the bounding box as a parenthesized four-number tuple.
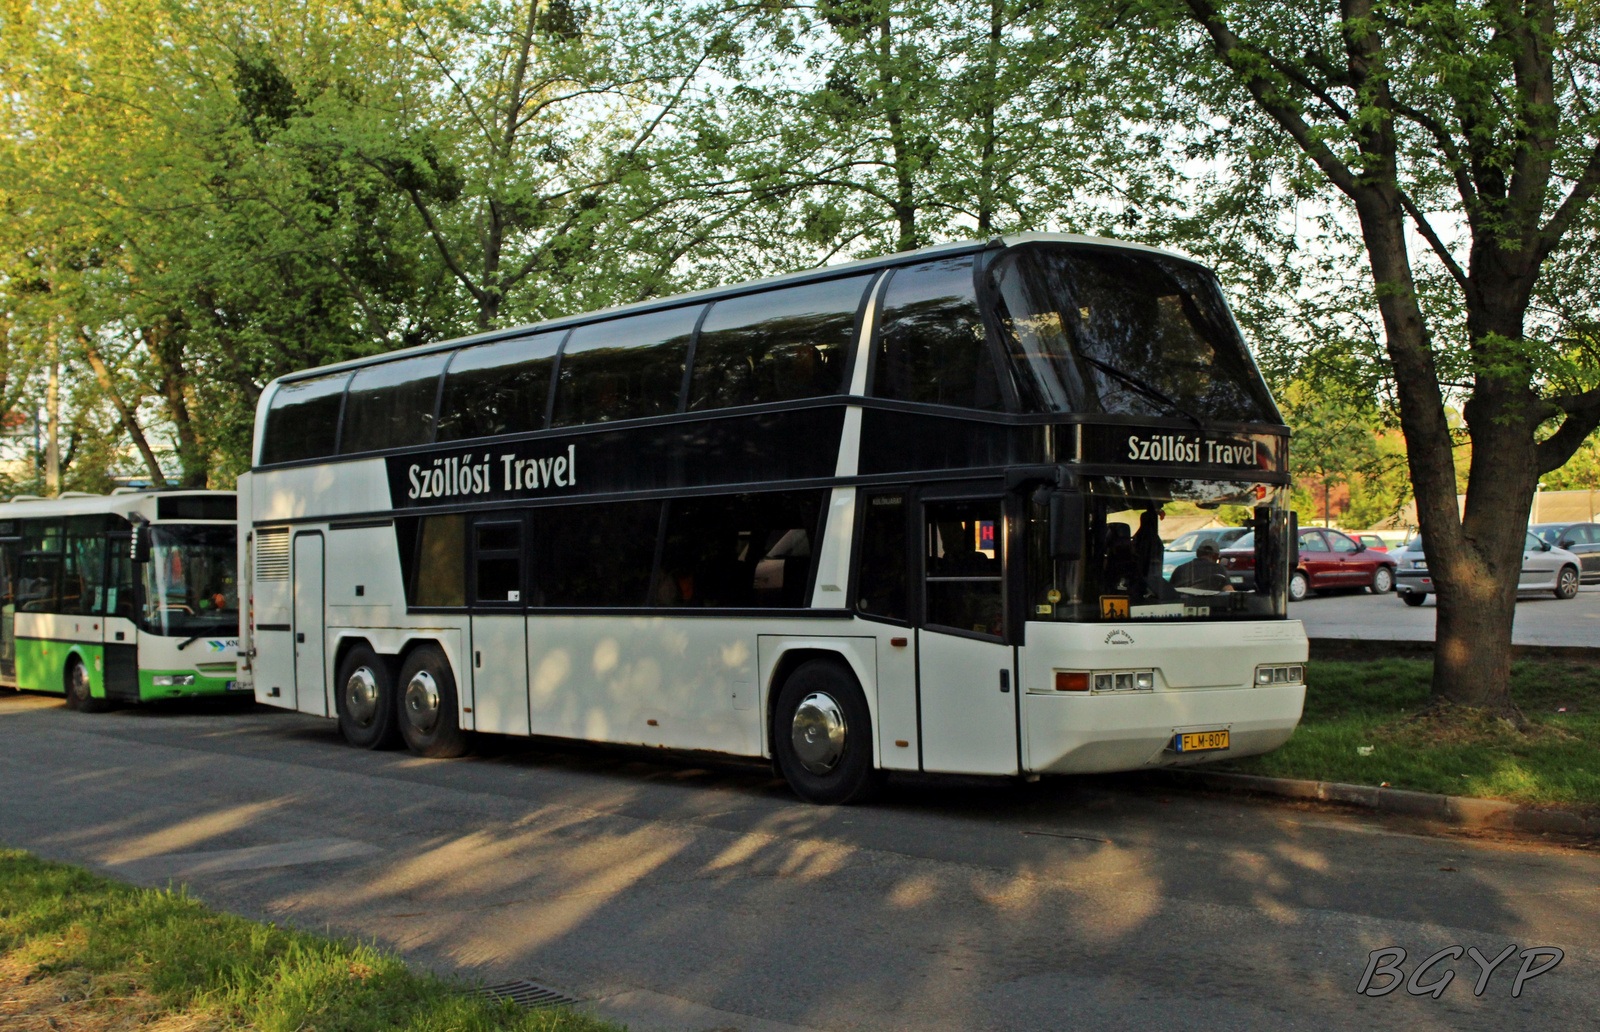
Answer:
(1558, 539, 1573, 550)
(1047, 491, 1083, 560)
(1353, 541, 1366, 553)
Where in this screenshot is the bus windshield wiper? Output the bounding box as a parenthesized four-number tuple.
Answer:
(1079, 354, 1205, 432)
(177, 634, 204, 651)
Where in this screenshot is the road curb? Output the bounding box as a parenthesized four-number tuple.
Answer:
(1307, 636, 1600, 662)
(1151, 768, 1600, 837)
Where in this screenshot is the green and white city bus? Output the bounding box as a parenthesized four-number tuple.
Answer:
(0, 490, 240, 710)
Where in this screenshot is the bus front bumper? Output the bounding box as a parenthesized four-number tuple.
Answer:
(1024, 683, 1306, 774)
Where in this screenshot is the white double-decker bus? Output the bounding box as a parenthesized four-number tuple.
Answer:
(238, 234, 1306, 803)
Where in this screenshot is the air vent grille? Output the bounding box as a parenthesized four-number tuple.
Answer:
(475, 979, 583, 1010)
(256, 529, 290, 581)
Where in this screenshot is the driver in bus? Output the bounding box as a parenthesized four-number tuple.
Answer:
(1169, 540, 1234, 593)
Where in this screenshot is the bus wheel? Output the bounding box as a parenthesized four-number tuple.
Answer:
(396, 645, 469, 758)
(773, 659, 881, 805)
(336, 646, 401, 750)
(65, 658, 111, 713)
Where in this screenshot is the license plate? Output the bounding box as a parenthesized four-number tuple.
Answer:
(225, 680, 245, 691)
(1175, 730, 1230, 752)
(1229, 576, 1244, 584)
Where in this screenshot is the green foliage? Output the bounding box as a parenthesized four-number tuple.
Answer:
(0, 850, 615, 1032)
(1219, 658, 1600, 809)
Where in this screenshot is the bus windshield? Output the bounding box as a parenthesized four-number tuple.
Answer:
(141, 526, 239, 637)
(1027, 477, 1288, 622)
(988, 245, 1278, 423)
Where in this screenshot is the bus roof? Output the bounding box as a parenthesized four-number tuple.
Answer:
(268, 233, 1203, 388)
(0, 489, 236, 522)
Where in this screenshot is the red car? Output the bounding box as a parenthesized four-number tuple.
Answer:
(1221, 527, 1398, 601)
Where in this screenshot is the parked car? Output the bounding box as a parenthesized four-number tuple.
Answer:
(1220, 527, 1398, 601)
(1395, 532, 1582, 605)
(1528, 522, 1600, 583)
(1347, 532, 1389, 551)
(1161, 527, 1250, 578)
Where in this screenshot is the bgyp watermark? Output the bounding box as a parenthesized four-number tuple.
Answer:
(1357, 944, 1564, 999)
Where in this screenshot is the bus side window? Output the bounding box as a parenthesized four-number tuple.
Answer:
(528, 501, 660, 606)
(656, 491, 825, 608)
(411, 515, 465, 607)
(855, 492, 908, 622)
(62, 515, 107, 615)
(551, 306, 703, 427)
(340, 353, 449, 454)
(870, 256, 1004, 411)
(438, 332, 563, 441)
(260, 372, 350, 465)
(688, 275, 874, 411)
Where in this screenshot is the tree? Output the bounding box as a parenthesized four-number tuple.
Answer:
(1089, 0, 1600, 716)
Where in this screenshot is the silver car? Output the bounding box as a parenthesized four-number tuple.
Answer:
(1395, 532, 1582, 606)
(1162, 527, 1249, 578)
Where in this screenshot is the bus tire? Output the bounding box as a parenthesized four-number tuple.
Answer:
(396, 645, 469, 758)
(335, 646, 402, 750)
(772, 659, 881, 806)
(65, 657, 111, 713)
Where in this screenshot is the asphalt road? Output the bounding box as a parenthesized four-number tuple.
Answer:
(2, 692, 1597, 1032)
(1294, 583, 1600, 646)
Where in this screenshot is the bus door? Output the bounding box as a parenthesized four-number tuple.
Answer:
(0, 525, 18, 685)
(101, 532, 140, 701)
(468, 513, 530, 736)
(293, 532, 327, 715)
(916, 495, 1018, 775)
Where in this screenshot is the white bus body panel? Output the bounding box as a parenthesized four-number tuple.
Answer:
(293, 533, 327, 716)
(253, 461, 390, 521)
(918, 630, 1017, 775)
(1019, 620, 1308, 774)
(472, 613, 530, 736)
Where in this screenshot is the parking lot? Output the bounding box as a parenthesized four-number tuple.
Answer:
(1294, 584, 1600, 647)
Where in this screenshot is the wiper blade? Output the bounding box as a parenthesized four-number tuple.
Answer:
(176, 634, 204, 651)
(1079, 354, 1205, 432)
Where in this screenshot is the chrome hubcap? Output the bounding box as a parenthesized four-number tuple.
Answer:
(791, 691, 847, 775)
(404, 670, 441, 734)
(72, 664, 88, 698)
(344, 667, 379, 728)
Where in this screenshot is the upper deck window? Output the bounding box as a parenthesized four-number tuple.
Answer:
(688, 275, 873, 410)
(340, 353, 449, 454)
(260, 373, 350, 465)
(437, 331, 563, 441)
(551, 306, 702, 426)
(989, 246, 1277, 423)
(870, 256, 1004, 410)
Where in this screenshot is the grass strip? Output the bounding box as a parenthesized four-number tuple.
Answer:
(0, 848, 618, 1032)
(1214, 658, 1600, 813)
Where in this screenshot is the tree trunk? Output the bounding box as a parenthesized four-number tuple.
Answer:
(82, 338, 167, 487)
(44, 347, 60, 496)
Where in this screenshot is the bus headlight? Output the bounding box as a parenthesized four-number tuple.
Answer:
(1254, 665, 1304, 686)
(153, 674, 195, 686)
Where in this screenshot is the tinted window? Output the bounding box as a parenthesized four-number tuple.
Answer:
(438, 332, 563, 441)
(855, 492, 908, 621)
(528, 501, 661, 606)
(1298, 530, 1328, 552)
(473, 519, 523, 604)
(1329, 532, 1358, 554)
(157, 496, 236, 521)
(552, 307, 702, 426)
(871, 257, 1003, 410)
(341, 354, 448, 454)
(989, 246, 1277, 421)
(18, 521, 61, 613)
(656, 491, 825, 608)
(925, 498, 1004, 637)
(261, 373, 350, 465)
(61, 515, 107, 615)
(689, 276, 872, 410)
(410, 515, 465, 607)
(1561, 525, 1592, 546)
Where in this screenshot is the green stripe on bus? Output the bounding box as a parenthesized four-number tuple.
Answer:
(14, 639, 105, 697)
